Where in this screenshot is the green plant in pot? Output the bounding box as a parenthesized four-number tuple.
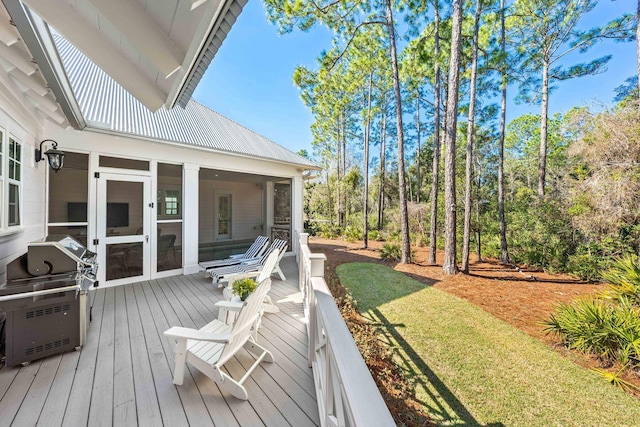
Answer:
(232, 278, 257, 301)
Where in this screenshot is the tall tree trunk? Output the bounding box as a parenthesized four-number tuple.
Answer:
(378, 109, 386, 230)
(442, 0, 463, 275)
(416, 96, 421, 203)
(339, 114, 347, 227)
(538, 60, 549, 197)
(363, 72, 373, 249)
(462, 0, 481, 273)
(475, 157, 483, 262)
(386, 0, 411, 263)
(498, 0, 509, 264)
(326, 169, 333, 224)
(428, 0, 441, 265)
(336, 118, 342, 226)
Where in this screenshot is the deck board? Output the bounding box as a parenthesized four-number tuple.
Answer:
(12, 350, 61, 426)
(89, 287, 115, 426)
(112, 285, 137, 426)
(63, 285, 106, 426)
(1, 257, 318, 426)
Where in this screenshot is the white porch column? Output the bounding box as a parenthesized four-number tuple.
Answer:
(183, 163, 200, 274)
(266, 180, 274, 240)
(292, 174, 304, 256)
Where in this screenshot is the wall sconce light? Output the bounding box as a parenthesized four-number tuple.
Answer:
(35, 139, 65, 173)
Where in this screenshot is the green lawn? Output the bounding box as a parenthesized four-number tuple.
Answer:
(336, 262, 640, 427)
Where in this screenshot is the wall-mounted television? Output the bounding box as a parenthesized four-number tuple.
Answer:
(67, 202, 129, 227)
(106, 203, 129, 227)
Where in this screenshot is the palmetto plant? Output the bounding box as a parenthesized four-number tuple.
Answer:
(544, 297, 640, 367)
(600, 256, 640, 306)
(380, 243, 401, 262)
(544, 299, 616, 357)
(591, 366, 640, 393)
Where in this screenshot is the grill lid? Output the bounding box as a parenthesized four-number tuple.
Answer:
(29, 235, 95, 264)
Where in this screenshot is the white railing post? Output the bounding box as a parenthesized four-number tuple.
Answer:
(297, 233, 395, 426)
(306, 252, 325, 366)
(309, 253, 325, 278)
(298, 232, 309, 292)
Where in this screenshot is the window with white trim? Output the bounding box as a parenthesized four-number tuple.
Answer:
(0, 130, 22, 230)
(7, 136, 21, 226)
(164, 189, 179, 215)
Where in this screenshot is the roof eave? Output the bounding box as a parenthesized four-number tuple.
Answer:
(3, 0, 85, 129)
(83, 122, 322, 171)
(169, 0, 248, 109)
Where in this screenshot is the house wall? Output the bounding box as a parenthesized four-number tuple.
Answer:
(0, 94, 47, 284)
(43, 121, 305, 276)
(198, 179, 263, 245)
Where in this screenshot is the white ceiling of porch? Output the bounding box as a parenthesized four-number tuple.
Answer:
(20, 0, 242, 112)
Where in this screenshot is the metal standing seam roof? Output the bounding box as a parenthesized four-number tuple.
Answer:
(53, 35, 317, 169)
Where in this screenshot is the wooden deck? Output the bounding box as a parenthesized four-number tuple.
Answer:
(0, 257, 319, 426)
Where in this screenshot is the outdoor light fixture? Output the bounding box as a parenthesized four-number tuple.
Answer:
(35, 139, 65, 173)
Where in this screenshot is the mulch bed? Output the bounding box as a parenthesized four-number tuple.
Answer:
(309, 236, 640, 401)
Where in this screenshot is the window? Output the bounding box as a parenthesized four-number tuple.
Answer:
(8, 137, 21, 226)
(164, 190, 179, 215)
(0, 130, 22, 230)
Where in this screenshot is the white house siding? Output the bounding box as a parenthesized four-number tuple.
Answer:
(198, 179, 263, 244)
(0, 96, 47, 284)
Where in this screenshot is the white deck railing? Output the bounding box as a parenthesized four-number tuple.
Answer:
(297, 232, 395, 427)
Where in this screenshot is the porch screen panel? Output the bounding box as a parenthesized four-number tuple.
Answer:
(106, 181, 143, 236)
(272, 181, 291, 250)
(157, 163, 182, 271)
(106, 242, 143, 281)
(99, 156, 149, 171)
(48, 152, 89, 242)
(218, 195, 231, 236)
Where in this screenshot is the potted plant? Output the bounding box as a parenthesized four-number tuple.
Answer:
(232, 278, 257, 301)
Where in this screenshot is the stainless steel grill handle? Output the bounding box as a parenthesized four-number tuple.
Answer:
(0, 284, 79, 302)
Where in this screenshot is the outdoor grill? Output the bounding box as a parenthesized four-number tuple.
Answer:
(0, 235, 97, 367)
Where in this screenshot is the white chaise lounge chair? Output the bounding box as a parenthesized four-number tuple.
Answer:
(207, 239, 288, 285)
(164, 278, 274, 400)
(198, 235, 269, 271)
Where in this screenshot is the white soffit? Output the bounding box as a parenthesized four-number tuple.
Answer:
(0, 3, 68, 127)
(19, 0, 247, 112)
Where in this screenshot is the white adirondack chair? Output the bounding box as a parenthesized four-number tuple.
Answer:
(198, 235, 269, 272)
(216, 251, 281, 325)
(164, 278, 274, 400)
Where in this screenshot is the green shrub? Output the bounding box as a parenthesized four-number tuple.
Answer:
(319, 223, 343, 239)
(232, 278, 257, 301)
(368, 229, 382, 241)
(601, 256, 640, 306)
(567, 254, 603, 281)
(380, 243, 401, 261)
(304, 220, 321, 236)
(387, 230, 401, 243)
(544, 297, 640, 367)
(544, 299, 618, 358)
(343, 226, 362, 242)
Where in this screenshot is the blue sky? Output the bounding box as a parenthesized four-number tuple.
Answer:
(194, 1, 637, 155)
